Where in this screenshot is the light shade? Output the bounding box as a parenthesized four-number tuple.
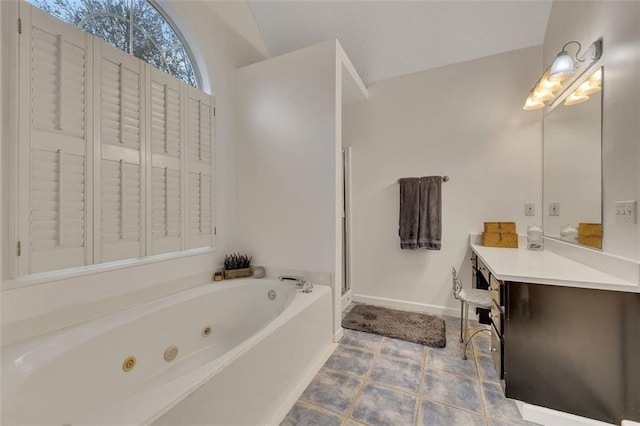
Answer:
(533, 88, 555, 102)
(590, 68, 602, 83)
(575, 80, 601, 96)
(523, 92, 544, 110)
(564, 92, 589, 106)
(538, 76, 562, 92)
(550, 51, 576, 80)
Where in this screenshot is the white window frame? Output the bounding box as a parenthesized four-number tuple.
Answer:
(6, 2, 215, 283)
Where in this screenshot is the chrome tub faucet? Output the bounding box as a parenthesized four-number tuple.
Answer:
(278, 275, 313, 293)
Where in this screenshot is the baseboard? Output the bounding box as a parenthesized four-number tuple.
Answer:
(352, 294, 459, 318)
(333, 327, 344, 342)
(518, 402, 615, 426)
(341, 290, 353, 311)
(266, 342, 338, 425)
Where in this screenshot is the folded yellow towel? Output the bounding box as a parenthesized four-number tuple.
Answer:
(577, 235, 602, 249)
(482, 232, 518, 248)
(578, 223, 602, 237)
(484, 222, 516, 234)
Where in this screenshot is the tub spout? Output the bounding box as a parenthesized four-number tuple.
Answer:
(279, 275, 313, 292)
(278, 275, 306, 285)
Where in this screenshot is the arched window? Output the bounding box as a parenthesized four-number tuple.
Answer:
(26, 0, 200, 88)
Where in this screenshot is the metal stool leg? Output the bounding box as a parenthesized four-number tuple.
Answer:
(463, 303, 470, 360)
(459, 301, 464, 343)
(463, 328, 491, 359)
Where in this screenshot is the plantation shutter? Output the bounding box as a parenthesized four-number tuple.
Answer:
(96, 43, 145, 262)
(16, 3, 216, 277)
(19, 7, 92, 274)
(148, 68, 183, 254)
(186, 87, 214, 248)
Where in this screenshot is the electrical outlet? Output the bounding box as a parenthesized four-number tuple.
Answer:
(525, 202, 535, 216)
(549, 202, 560, 216)
(615, 201, 636, 224)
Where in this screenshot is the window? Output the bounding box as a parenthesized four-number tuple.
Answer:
(26, 0, 200, 87)
(16, 4, 214, 275)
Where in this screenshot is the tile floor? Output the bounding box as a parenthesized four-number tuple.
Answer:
(282, 309, 538, 426)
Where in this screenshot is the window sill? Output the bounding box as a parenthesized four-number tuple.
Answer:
(2, 246, 216, 291)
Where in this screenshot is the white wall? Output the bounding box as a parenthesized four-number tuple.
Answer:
(236, 41, 337, 275)
(0, 0, 269, 344)
(544, 1, 640, 261)
(343, 46, 543, 315)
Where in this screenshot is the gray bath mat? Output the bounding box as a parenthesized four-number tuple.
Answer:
(342, 304, 446, 348)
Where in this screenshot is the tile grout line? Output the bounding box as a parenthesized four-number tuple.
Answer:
(414, 344, 428, 426)
(464, 321, 490, 424)
(342, 335, 385, 422)
(472, 334, 491, 426)
(421, 329, 491, 419)
(421, 396, 491, 418)
(295, 398, 350, 422)
(321, 366, 420, 400)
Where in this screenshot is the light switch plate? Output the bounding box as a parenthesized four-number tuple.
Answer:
(525, 202, 535, 216)
(549, 202, 560, 216)
(615, 201, 636, 224)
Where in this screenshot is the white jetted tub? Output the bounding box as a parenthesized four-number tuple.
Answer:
(1, 278, 334, 425)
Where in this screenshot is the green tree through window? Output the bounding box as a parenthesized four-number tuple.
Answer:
(28, 0, 200, 87)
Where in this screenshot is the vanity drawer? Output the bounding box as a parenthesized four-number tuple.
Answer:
(491, 323, 504, 379)
(490, 300, 503, 336)
(477, 258, 490, 283)
(471, 252, 477, 268)
(490, 275, 504, 307)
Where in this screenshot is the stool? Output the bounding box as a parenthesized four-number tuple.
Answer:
(452, 267, 492, 359)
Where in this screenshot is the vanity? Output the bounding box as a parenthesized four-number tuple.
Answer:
(474, 57, 640, 424)
(470, 242, 640, 425)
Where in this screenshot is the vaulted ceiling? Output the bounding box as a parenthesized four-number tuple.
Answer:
(248, 1, 552, 83)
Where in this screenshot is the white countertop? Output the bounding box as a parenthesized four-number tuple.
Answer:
(471, 243, 640, 293)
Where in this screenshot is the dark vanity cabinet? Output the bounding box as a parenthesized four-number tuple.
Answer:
(471, 248, 640, 424)
(503, 282, 640, 424)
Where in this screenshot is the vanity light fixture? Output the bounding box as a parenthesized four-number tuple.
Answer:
(549, 39, 603, 80)
(523, 38, 603, 111)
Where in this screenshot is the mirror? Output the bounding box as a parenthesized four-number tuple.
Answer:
(543, 67, 603, 249)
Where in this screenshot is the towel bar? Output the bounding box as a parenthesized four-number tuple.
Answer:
(397, 175, 449, 183)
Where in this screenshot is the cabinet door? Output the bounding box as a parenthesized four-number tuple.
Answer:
(505, 282, 639, 424)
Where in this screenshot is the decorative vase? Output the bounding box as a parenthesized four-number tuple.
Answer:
(224, 268, 252, 279)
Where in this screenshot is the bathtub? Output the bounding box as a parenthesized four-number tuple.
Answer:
(1, 278, 335, 425)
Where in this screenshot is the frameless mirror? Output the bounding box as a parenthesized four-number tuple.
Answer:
(543, 67, 603, 249)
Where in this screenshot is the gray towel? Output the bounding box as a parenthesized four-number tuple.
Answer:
(398, 176, 442, 250)
(398, 178, 420, 249)
(418, 176, 442, 250)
